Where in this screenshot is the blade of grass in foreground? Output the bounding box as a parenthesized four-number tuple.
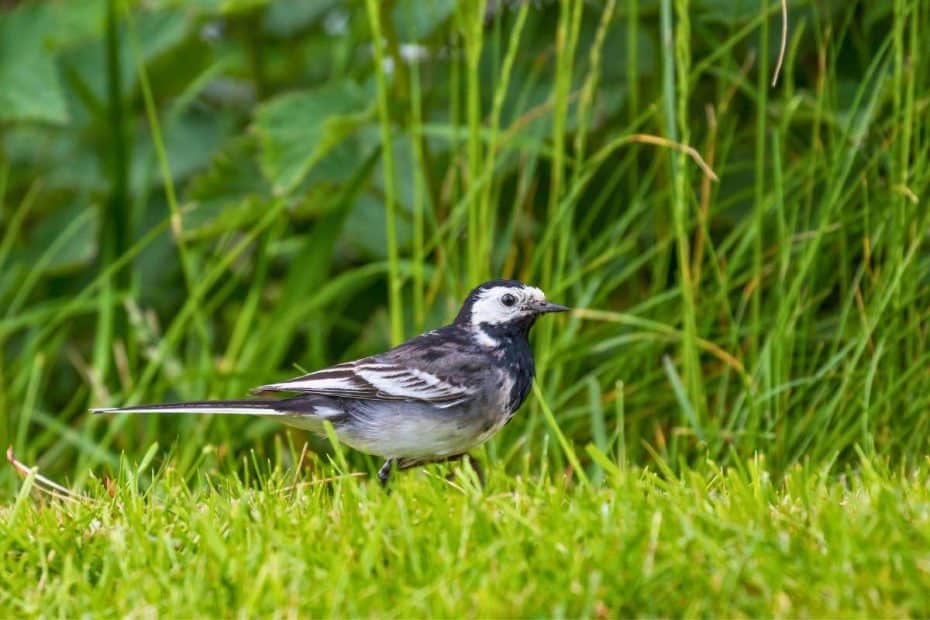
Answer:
(365, 0, 404, 345)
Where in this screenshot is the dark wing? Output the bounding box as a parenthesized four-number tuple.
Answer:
(251, 328, 483, 408)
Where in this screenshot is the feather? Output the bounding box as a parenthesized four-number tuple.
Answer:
(91, 398, 335, 417)
(252, 361, 475, 407)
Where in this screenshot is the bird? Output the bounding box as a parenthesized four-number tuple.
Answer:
(93, 279, 569, 484)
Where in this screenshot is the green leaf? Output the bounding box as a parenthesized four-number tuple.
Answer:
(342, 192, 412, 260)
(187, 135, 269, 207)
(130, 110, 234, 195)
(0, 5, 70, 124)
(19, 203, 99, 274)
(183, 135, 272, 238)
(696, 0, 764, 25)
(58, 7, 190, 104)
(254, 81, 373, 195)
(154, 0, 270, 16)
(392, 0, 456, 41)
(263, 0, 338, 36)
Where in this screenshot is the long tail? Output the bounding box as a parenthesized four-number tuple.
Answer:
(91, 399, 313, 417)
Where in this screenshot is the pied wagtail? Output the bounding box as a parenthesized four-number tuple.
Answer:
(94, 280, 569, 484)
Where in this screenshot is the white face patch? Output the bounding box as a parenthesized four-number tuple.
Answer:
(474, 329, 499, 347)
(469, 285, 547, 327)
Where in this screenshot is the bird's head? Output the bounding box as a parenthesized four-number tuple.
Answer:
(454, 279, 569, 338)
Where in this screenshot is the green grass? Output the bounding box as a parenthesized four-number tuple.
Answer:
(2, 0, 930, 615)
(4, 450, 930, 617)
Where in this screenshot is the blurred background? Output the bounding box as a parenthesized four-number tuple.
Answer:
(1, 0, 928, 491)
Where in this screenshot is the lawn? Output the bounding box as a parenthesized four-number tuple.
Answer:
(2, 0, 929, 616)
(5, 449, 930, 617)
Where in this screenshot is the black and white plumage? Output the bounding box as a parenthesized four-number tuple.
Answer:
(93, 280, 568, 483)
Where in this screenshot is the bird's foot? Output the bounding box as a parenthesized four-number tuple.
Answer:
(377, 458, 394, 487)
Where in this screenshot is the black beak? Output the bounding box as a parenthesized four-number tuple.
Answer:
(538, 302, 570, 314)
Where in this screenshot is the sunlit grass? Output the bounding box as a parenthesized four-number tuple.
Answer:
(3, 450, 930, 616)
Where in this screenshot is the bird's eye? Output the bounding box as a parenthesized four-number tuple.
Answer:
(501, 293, 516, 307)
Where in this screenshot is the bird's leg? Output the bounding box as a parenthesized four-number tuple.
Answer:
(377, 458, 395, 486)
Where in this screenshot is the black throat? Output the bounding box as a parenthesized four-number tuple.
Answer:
(478, 317, 537, 414)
